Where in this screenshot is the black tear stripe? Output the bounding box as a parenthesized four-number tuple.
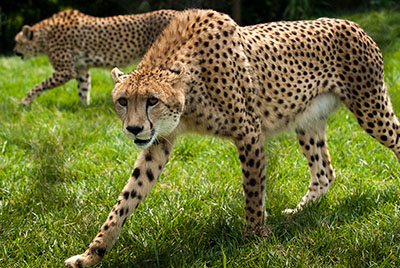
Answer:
(145, 105, 154, 130)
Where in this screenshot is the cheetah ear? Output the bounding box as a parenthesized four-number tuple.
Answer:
(111, 67, 128, 84)
(168, 61, 185, 76)
(167, 61, 187, 84)
(22, 25, 33, 40)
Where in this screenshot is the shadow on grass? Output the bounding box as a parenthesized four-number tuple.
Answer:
(98, 184, 399, 268)
(104, 214, 246, 268)
(2, 124, 72, 218)
(30, 93, 114, 115)
(272, 184, 398, 240)
(51, 93, 114, 113)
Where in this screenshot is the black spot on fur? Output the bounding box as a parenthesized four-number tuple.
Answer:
(90, 246, 106, 258)
(146, 169, 155, 182)
(132, 168, 141, 179)
(145, 153, 152, 161)
(316, 140, 324, 147)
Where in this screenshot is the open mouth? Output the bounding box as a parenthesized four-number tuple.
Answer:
(129, 129, 156, 148)
(15, 52, 24, 59)
(134, 137, 153, 145)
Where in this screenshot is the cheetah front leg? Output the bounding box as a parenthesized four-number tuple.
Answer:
(234, 130, 268, 237)
(65, 138, 173, 267)
(21, 69, 75, 105)
(22, 51, 76, 105)
(284, 121, 336, 214)
(76, 69, 91, 105)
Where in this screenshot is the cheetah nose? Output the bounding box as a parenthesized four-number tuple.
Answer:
(126, 125, 144, 135)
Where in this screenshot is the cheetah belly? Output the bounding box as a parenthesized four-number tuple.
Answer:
(294, 93, 340, 130)
(74, 53, 107, 68)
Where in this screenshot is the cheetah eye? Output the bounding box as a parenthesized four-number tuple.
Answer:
(117, 97, 128, 107)
(147, 96, 159, 107)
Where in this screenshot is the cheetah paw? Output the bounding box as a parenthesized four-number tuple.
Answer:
(244, 225, 271, 239)
(282, 208, 297, 215)
(21, 97, 32, 106)
(283, 203, 305, 215)
(65, 254, 91, 268)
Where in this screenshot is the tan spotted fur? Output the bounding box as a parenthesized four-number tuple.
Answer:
(66, 9, 400, 267)
(14, 9, 177, 105)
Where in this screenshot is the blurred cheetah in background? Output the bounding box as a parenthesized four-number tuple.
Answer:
(14, 9, 177, 105)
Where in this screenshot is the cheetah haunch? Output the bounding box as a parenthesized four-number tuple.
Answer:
(65, 9, 400, 267)
(14, 9, 177, 105)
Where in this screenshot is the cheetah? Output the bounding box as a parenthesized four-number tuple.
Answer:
(13, 9, 177, 105)
(65, 9, 400, 267)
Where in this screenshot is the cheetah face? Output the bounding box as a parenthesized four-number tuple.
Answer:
(13, 25, 44, 60)
(111, 63, 187, 149)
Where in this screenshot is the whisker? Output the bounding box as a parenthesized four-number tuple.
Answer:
(157, 134, 174, 147)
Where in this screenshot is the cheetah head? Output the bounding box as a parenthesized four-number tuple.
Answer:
(111, 62, 187, 149)
(13, 25, 46, 60)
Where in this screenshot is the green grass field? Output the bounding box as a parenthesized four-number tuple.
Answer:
(1, 8, 400, 268)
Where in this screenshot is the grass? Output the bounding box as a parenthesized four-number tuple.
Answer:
(1, 8, 400, 268)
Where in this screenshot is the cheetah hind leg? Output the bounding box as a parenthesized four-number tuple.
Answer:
(283, 120, 336, 214)
(76, 69, 91, 105)
(344, 83, 400, 162)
